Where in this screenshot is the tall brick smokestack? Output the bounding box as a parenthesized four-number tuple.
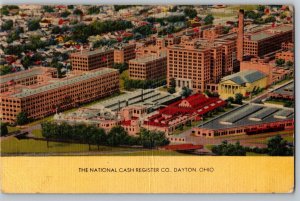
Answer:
(237, 9, 244, 62)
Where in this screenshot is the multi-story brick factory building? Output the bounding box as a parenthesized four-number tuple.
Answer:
(242, 24, 293, 58)
(167, 38, 235, 92)
(0, 67, 119, 123)
(0, 67, 57, 93)
(129, 52, 167, 81)
(70, 48, 114, 71)
(113, 43, 136, 64)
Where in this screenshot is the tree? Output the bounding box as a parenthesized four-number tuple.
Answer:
(267, 135, 293, 156)
(169, 78, 176, 88)
(275, 59, 285, 66)
(264, 16, 276, 23)
(186, 120, 192, 127)
(204, 90, 213, 97)
(139, 128, 169, 149)
(67, 5, 74, 9)
(28, 19, 40, 31)
(16, 112, 29, 125)
(60, 11, 71, 18)
(90, 128, 107, 150)
(112, 63, 128, 73)
(106, 126, 128, 146)
(169, 6, 178, 12)
(88, 6, 100, 15)
(286, 61, 293, 67)
(184, 8, 197, 19)
(223, 26, 230, 34)
(0, 65, 13, 76)
(0, 122, 8, 136)
(114, 5, 132, 11)
(73, 9, 83, 16)
(21, 56, 32, 69)
(43, 5, 54, 13)
(6, 30, 20, 43)
(257, 5, 266, 12)
(181, 86, 192, 97)
(0, 6, 9, 15)
(245, 10, 263, 20)
(133, 24, 155, 36)
(51, 26, 62, 34)
(204, 14, 214, 25)
(1, 20, 13, 31)
(212, 141, 246, 156)
(167, 87, 176, 94)
(41, 122, 55, 147)
(234, 93, 243, 105)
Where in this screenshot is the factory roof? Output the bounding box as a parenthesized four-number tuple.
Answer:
(71, 47, 113, 57)
(0, 67, 55, 85)
(11, 68, 117, 98)
(129, 52, 167, 64)
(220, 70, 267, 85)
(249, 24, 293, 41)
(271, 82, 294, 96)
(198, 104, 294, 130)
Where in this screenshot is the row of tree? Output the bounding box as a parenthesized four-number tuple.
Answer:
(41, 122, 170, 149)
(0, 122, 8, 136)
(211, 135, 293, 156)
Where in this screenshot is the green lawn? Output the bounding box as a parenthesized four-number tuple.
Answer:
(264, 100, 285, 106)
(205, 144, 214, 151)
(283, 135, 294, 143)
(227, 5, 258, 11)
(114, 149, 189, 156)
(7, 126, 20, 133)
(32, 129, 43, 138)
(0, 137, 190, 156)
(1, 137, 138, 154)
(246, 152, 268, 156)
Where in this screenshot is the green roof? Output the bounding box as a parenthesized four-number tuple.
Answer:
(221, 70, 267, 85)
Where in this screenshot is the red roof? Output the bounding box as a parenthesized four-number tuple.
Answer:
(121, 120, 132, 126)
(163, 144, 203, 151)
(145, 94, 226, 127)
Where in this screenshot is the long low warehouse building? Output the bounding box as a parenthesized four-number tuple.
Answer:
(192, 104, 294, 138)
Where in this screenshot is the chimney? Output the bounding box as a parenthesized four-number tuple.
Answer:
(237, 9, 244, 62)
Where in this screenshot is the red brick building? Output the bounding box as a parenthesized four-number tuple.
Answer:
(70, 48, 114, 71)
(0, 67, 119, 123)
(167, 38, 235, 92)
(114, 43, 136, 64)
(129, 52, 167, 81)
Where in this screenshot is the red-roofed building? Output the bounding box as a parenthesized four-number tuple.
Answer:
(143, 94, 226, 135)
(161, 144, 203, 151)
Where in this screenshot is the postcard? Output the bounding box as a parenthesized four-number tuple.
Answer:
(0, 4, 294, 193)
